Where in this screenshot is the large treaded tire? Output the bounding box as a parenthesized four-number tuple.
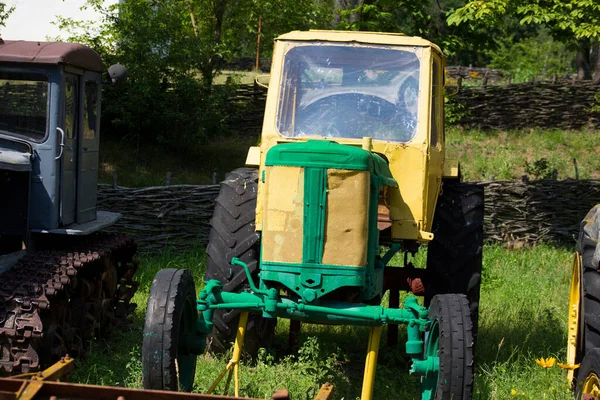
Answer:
(426, 181, 484, 339)
(575, 348, 600, 398)
(579, 205, 600, 358)
(142, 268, 197, 392)
(423, 294, 474, 400)
(205, 168, 275, 356)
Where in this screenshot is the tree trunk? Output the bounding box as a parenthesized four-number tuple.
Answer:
(185, 0, 199, 37)
(576, 40, 592, 81)
(348, 0, 365, 25)
(213, 0, 227, 45)
(592, 41, 600, 84)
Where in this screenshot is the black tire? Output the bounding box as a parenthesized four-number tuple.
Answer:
(575, 348, 600, 398)
(426, 181, 484, 339)
(578, 205, 600, 359)
(205, 168, 276, 356)
(142, 268, 197, 392)
(422, 294, 474, 400)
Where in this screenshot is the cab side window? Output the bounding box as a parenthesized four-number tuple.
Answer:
(431, 58, 442, 147)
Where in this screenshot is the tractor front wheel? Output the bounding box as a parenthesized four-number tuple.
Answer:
(421, 294, 474, 400)
(142, 268, 197, 392)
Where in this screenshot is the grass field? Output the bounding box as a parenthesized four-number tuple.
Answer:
(72, 243, 576, 399)
(99, 127, 600, 187)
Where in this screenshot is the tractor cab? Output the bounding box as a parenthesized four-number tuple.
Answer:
(0, 40, 124, 259)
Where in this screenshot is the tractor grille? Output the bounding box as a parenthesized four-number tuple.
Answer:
(262, 165, 370, 267)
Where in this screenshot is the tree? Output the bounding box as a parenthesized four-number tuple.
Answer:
(448, 0, 600, 80)
(0, 1, 15, 32)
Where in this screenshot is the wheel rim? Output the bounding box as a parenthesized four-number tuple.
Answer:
(177, 296, 197, 392)
(582, 373, 600, 399)
(421, 320, 440, 400)
(568, 253, 582, 383)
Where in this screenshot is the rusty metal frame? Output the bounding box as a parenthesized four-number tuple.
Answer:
(0, 357, 333, 400)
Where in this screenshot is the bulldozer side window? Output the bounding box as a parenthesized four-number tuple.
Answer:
(0, 71, 48, 142)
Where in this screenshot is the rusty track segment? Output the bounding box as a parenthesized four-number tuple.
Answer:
(0, 234, 138, 374)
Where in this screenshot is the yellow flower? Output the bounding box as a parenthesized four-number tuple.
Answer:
(468, 71, 479, 78)
(511, 389, 518, 396)
(536, 357, 556, 368)
(557, 362, 580, 370)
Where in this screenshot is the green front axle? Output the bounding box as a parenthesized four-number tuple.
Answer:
(193, 258, 439, 379)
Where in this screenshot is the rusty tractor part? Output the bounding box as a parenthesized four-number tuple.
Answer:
(0, 356, 333, 400)
(0, 234, 138, 374)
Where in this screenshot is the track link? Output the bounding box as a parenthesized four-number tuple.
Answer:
(0, 234, 138, 374)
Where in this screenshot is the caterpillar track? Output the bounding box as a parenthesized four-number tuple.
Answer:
(0, 234, 138, 374)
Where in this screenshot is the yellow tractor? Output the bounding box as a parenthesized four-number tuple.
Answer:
(568, 204, 600, 398)
(141, 30, 484, 399)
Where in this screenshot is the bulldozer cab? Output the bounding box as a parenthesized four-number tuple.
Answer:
(0, 40, 119, 257)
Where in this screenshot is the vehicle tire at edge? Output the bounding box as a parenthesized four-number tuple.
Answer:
(578, 205, 600, 360)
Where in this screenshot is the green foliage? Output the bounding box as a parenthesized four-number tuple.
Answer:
(524, 158, 555, 180)
(448, 0, 600, 41)
(54, 0, 246, 151)
(444, 94, 468, 124)
(0, 1, 14, 30)
(487, 33, 574, 82)
(223, 0, 335, 59)
(591, 89, 600, 114)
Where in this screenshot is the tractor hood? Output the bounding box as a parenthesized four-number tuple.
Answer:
(0, 136, 32, 172)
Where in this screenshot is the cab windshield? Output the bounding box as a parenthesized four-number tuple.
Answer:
(277, 42, 421, 142)
(0, 71, 48, 142)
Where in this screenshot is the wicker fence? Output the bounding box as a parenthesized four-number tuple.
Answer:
(449, 80, 600, 130)
(97, 180, 600, 253)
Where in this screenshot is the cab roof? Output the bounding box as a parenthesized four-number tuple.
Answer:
(0, 39, 104, 72)
(276, 30, 442, 53)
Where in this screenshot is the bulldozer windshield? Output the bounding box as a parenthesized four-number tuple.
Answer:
(276, 42, 422, 142)
(0, 71, 49, 142)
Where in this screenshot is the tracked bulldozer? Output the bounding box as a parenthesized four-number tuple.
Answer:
(0, 39, 137, 374)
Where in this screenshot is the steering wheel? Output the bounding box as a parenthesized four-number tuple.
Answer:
(295, 93, 397, 138)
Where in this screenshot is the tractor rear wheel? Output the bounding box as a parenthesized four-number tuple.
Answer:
(421, 294, 474, 400)
(570, 205, 600, 379)
(575, 348, 600, 398)
(142, 268, 197, 392)
(205, 168, 276, 356)
(426, 181, 484, 339)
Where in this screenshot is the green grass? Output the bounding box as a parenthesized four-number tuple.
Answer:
(72, 243, 575, 399)
(446, 127, 600, 181)
(98, 127, 600, 187)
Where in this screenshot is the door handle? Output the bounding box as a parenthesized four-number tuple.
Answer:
(55, 127, 65, 160)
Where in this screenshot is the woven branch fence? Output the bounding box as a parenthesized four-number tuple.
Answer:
(97, 180, 600, 253)
(449, 81, 600, 130)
